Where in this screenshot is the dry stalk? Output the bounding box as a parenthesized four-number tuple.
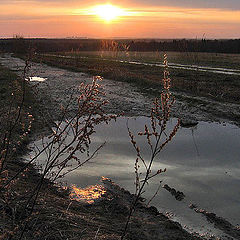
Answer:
(17, 76, 116, 239)
(0, 54, 116, 239)
(121, 54, 180, 239)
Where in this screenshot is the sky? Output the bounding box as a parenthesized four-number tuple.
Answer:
(1, 0, 240, 39)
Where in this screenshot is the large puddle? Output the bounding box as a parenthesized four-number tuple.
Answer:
(27, 116, 240, 238)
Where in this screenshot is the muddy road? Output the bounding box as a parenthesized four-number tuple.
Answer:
(1, 54, 240, 126)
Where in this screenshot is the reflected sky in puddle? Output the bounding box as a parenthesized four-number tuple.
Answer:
(27, 76, 47, 82)
(29, 116, 240, 237)
(70, 184, 106, 204)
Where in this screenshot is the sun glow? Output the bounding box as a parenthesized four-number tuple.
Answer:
(92, 4, 126, 22)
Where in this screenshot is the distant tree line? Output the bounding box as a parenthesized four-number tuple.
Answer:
(129, 39, 240, 54)
(0, 38, 240, 54)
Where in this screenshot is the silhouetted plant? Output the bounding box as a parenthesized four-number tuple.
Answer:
(0, 54, 34, 240)
(0, 63, 116, 239)
(17, 76, 116, 239)
(121, 54, 180, 239)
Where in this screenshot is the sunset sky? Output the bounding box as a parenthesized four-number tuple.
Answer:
(1, 0, 240, 39)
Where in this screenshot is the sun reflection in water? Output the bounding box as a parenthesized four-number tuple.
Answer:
(70, 184, 106, 204)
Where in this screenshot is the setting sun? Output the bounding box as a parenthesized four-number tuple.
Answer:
(92, 4, 126, 22)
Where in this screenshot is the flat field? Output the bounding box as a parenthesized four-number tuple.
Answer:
(35, 51, 240, 104)
(60, 51, 240, 70)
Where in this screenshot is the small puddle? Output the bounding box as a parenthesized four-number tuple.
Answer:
(27, 76, 47, 82)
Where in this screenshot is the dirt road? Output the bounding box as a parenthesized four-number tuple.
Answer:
(1, 54, 240, 125)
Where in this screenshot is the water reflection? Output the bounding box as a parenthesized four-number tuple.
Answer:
(70, 184, 106, 204)
(27, 76, 47, 82)
(28, 116, 240, 236)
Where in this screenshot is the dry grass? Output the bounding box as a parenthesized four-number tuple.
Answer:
(31, 52, 240, 104)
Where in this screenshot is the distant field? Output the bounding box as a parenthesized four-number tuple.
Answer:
(32, 51, 240, 104)
(58, 51, 240, 70)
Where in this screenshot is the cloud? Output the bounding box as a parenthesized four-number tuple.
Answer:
(0, 0, 239, 38)
(133, 0, 240, 10)
(1, 0, 240, 10)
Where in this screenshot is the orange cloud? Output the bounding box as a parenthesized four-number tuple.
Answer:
(0, 1, 240, 38)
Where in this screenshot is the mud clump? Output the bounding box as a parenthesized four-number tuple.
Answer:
(189, 204, 240, 240)
(163, 184, 185, 201)
(180, 119, 198, 128)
